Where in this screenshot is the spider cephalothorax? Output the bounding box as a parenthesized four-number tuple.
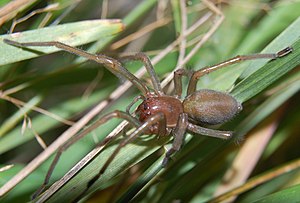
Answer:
(137, 94, 183, 134)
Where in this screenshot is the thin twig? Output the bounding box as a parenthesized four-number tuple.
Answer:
(9, 3, 59, 33)
(177, 0, 188, 65)
(27, 117, 48, 149)
(111, 18, 172, 50)
(101, 0, 109, 19)
(182, 0, 224, 65)
(0, 165, 14, 173)
(0, 93, 74, 126)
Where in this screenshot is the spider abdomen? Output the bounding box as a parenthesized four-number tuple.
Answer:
(183, 89, 242, 125)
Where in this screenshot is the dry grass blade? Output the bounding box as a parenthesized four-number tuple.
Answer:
(0, 0, 38, 25)
(209, 158, 300, 203)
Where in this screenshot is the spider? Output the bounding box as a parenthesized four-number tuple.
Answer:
(3, 39, 292, 200)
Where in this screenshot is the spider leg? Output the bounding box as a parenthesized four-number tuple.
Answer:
(3, 39, 150, 95)
(173, 69, 190, 98)
(31, 110, 140, 199)
(74, 112, 166, 201)
(187, 122, 232, 140)
(120, 52, 163, 95)
(162, 113, 188, 166)
(187, 47, 293, 95)
(126, 95, 144, 115)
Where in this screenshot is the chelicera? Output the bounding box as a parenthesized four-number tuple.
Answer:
(3, 39, 292, 199)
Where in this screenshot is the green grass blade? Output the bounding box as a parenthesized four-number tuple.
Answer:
(0, 19, 124, 66)
(252, 184, 300, 203)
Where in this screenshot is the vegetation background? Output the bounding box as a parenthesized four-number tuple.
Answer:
(0, 0, 299, 202)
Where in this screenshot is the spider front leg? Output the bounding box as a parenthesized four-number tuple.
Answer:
(74, 112, 167, 201)
(187, 47, 293, 95)
(3, 39, 150, 95)
(32, 110, 141, 199)
(120, 52, 163, 95)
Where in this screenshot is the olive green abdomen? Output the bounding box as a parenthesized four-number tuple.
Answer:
(183, 89, 242, 125)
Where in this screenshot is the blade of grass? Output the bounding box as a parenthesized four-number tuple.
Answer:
(0, 0, 11, 7)
(252, 183, 300, 203)
(170, 0, 181, 34)
(0, 19, 124, 66)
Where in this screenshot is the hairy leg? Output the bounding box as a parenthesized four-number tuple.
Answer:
(120, 52, 163, 95)
(173, 69, 190, 98)
(187, 47, 293, 95)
